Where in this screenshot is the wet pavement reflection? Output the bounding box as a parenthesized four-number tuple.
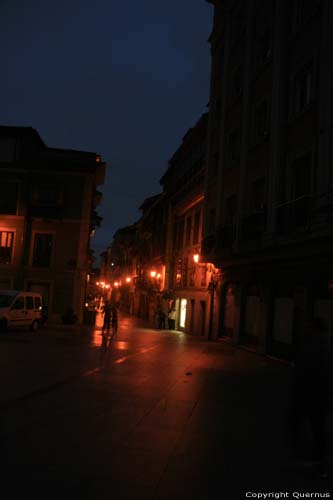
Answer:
(0, 313, 331, 499)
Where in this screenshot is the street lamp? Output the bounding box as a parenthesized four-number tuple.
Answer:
(193, 253, 199, 263)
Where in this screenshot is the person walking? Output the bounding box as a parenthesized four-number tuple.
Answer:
(287, 316, 331, 477)
(101, 301, 112, 335)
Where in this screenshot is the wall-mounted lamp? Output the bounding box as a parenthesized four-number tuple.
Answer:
(126, 277, 131, 283)
(150, 271, 157, 278)
(193, 254, 199, 263)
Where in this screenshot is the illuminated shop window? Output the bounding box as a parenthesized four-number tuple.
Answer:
(0, 231, 14, 264)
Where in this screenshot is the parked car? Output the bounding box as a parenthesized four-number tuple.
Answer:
(0, 290, 44, 332)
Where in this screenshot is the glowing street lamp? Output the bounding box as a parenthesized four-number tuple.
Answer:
(126, 277, 131, 283)
(193, 254, 199, 263)
(150, 270, 157, 278)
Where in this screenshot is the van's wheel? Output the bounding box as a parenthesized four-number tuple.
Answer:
(30, 320, 39, 332)
(0, 318, 8, 332)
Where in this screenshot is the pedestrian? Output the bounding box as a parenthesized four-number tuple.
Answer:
(168, 307, 176, 330)
(101, 301, 112, 335)
(111, 304, 118, 334)
(287, 316, 331, 477)
(158, 308, 166, 329)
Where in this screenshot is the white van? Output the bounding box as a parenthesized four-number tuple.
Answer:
(0, 290, 44, 332)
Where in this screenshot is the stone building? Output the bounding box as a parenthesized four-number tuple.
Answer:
(203, 0, 333, 357)
(0, 126, 105, 323)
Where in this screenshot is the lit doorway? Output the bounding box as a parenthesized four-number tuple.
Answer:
(180, 298, 187, 329)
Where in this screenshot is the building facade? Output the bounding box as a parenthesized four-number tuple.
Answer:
(0, 126, 105, 323)
(161, 113, 221, 338)
(203, 0, 333, 357)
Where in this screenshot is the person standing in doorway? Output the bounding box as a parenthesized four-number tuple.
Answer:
(168, 306, 176, 330)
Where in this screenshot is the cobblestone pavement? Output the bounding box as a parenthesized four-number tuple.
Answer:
(0, 314, 332, 499)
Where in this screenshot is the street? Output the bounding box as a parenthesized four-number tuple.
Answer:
(0, 313, 332, 499)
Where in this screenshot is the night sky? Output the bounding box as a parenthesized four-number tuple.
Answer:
(1, 1, 213, 260)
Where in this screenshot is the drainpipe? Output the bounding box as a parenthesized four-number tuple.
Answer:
(208, 278, 216, 340)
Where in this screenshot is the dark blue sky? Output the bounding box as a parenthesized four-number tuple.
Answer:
(1, 1, 213, 258)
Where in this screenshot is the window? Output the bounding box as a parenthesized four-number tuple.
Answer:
(12, 297, 24, 310)
(0, 183, 18, 215)
(32, 233, 53, 267)
(185, 216, 192, 246)
(33, 185, 62, 206)
(293, 63, 314, 114)
(227, 129, 241, 166)
(182, 257, 188, 287)
(189, 262, 195, 287)
(175, 258, 182, 287)
(193, 212, 200, 244)
(0, 231, 14, 264)
(0, 292, 15, 306)
(26, 296, 34, 310)
(254, 100, 270, 140)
